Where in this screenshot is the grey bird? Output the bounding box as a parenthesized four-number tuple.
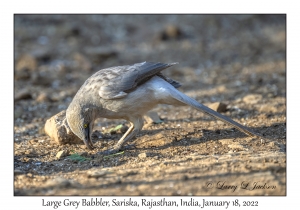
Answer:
(66, 61, 261, 154)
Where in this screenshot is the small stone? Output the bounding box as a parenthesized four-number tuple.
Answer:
(27, 173, 33, 177)
(16, 54, 37, 72)
(31, 48, 52, 64)
(159, 162, 167, 168)
(36, 92, 50, 102)
(259, 104, 277, 113)
(24, 149, 33, 155)
(138, 152, 148, 159)
(56, 150, 69, 159)
(268, 142, 275, 147)
(29, 139, 38, 145)
(44, 110, 82, 145)
(242, 94, 263, 104)
(14, 89, 32, 101)
(208, 102, 228, 113)
(80, 145, 87, 149)
(159, 25, 182, 40)
(15, 54, 38, 80)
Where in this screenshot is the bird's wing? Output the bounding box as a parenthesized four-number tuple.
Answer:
(98, 61, 178, 99)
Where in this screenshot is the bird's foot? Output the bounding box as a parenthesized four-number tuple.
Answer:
(97, 147, 120, 156)
(97, 144, 135, 156)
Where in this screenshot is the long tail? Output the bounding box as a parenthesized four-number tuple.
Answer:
(169, 89, 261, 138)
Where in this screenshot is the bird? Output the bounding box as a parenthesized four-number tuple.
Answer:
(66, 61, 261, 154)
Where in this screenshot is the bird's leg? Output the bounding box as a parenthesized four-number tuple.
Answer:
(98, 116, 144, 155)
(88, 120, 95, 149)
(113, 123, 135, 149)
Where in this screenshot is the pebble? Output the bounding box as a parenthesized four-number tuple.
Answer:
(242, 94, 263, 104)
(44, 110, 82, 145)
(56, 150, 69, 159)
(29, 139, 38, 145)
(259, 104, 277, 113)
(36, 92, 50, 102)
(208, 102, 228, 113)
(268, 142, 276, 147)
(138, 152, 148, 159)
(159, 25, 182, 40)
(25, 149, 33, 155)
(16, 54, 37, 72)
(14, 89, 32, 101)
(80, 145, 87, 149)
(27, 173, 33, 177)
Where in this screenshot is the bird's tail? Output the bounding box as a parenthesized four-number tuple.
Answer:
(168, 89, 261, 138)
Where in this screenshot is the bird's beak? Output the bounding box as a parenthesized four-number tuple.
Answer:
(83, 125, 94, 150)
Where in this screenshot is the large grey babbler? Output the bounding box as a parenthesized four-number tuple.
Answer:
(66, 62, 260, 154)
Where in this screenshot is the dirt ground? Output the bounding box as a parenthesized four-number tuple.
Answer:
(14, 15, 286, 196)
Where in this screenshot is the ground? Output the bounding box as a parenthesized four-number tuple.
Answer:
(14, 15, 286, 196)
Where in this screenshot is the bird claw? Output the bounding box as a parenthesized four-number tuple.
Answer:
(97, 144, 136, 156)
(97, 148, 120, 156)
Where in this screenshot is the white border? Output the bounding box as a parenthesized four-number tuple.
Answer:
(3, 1, 296, 209)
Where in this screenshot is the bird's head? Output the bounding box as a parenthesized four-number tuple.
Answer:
(66, 104, 94, 150)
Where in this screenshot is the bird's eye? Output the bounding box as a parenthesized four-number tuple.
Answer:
(84, 124, 88, 128)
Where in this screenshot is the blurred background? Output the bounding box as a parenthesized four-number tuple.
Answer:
(14, 14, 286, 122)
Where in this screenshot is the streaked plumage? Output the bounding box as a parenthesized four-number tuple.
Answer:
(66, 62, 261, 153)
